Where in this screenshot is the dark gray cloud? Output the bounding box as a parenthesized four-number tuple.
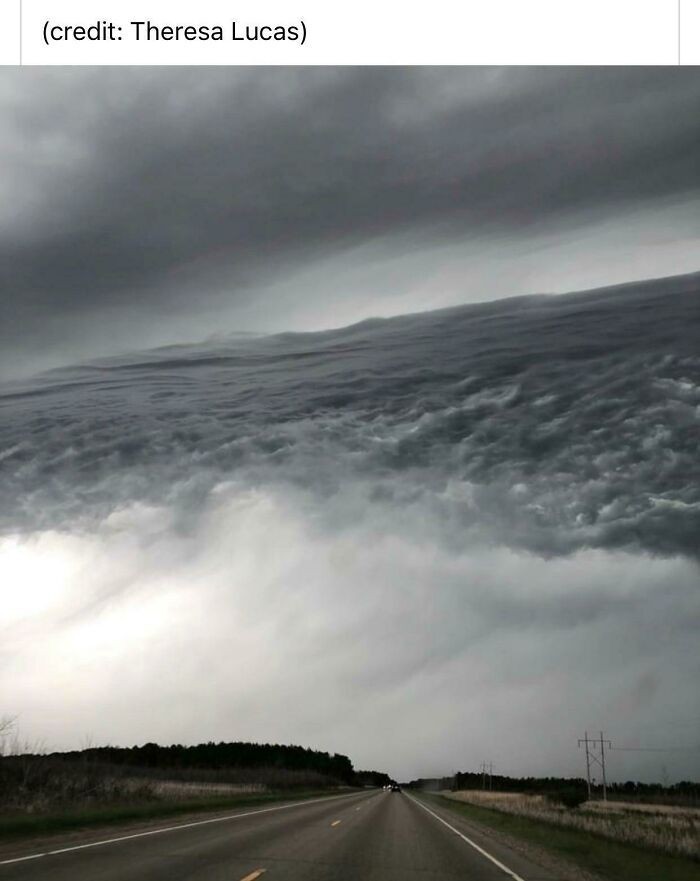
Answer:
(1, 67, 699, 375)
(2, 270, 699, 561)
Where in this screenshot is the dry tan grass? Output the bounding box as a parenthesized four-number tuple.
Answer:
(587, 799, 700, 818)
(0, 751, 339, 818)
(146, 780, 267, 798)
(445, 790, 700, 860)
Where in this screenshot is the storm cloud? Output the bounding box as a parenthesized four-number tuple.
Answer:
(2, 270, 700, 779)
(1, 68, 699, 782)
(2, 270, 700, 561)
(1, 67, 700, 376)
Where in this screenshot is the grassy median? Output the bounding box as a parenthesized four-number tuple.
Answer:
(421, 792, 699, 881)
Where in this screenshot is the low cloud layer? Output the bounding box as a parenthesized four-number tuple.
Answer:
(2, 272, 699, 559)
(3, 485, 698, 781)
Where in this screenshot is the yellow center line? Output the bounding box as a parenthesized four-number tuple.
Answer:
(331, 819, 341, 827)
(239, 870, 266, 881)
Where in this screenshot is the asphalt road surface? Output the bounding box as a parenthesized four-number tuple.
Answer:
(0, 790, 565, 880)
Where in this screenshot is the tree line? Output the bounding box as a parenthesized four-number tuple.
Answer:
(49, 741, 356, 784)
(406, 770, 700, 802)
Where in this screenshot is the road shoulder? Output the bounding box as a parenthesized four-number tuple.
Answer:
(413, 791, 700, 881)
(410, 791, 605, 881)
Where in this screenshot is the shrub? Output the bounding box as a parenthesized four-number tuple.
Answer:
(546, 788, 587, 809)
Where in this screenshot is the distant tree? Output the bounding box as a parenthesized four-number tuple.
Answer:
(545, 787, 587, 809)
(0, 716, 16, 757)
(355, 769, 392, 787)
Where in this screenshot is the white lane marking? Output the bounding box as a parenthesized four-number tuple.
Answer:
(0, 791, 370, 867)
(405, 793, 527, 881)
(330, 820, 341, 827)
(239, 870, 266, 881)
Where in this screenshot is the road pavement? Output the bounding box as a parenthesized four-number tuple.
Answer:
(0, 789, 565, 880)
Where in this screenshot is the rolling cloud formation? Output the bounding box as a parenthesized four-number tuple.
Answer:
(2, 271, 699, 560)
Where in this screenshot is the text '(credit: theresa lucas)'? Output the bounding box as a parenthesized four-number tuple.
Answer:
(42, 19, 308, 46)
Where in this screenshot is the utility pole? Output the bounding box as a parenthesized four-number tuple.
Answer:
(578, 731, 611, 800)
(479, 761, 493, 790)
(599, 731, 608, 802)
(578, 731, 592, 798)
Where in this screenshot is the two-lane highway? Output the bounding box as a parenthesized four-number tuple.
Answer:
(0, 789, 562, 880)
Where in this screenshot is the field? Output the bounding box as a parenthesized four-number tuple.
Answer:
(444, 790, 700, 860)
(0, 752, 347, 840)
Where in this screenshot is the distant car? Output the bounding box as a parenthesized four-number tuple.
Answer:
(390, 783, 401, 792)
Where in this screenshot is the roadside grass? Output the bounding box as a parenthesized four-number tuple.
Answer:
(444, 789, 698, 859)
(421, 792, 700, 881)
(0, 788, 350, 841)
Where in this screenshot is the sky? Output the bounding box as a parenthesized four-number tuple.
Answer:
(1, 68, 699, 784)
(1, 67, 700, 378)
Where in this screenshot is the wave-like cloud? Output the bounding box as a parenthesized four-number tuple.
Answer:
(2, 271, 698, 560)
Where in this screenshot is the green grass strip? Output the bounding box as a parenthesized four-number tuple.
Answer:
(420, 793, 699, 881)
(0, 788, 348, 841)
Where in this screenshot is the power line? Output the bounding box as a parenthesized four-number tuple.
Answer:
(611, 745, 700, 753)
(578, 731, 611, 801)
